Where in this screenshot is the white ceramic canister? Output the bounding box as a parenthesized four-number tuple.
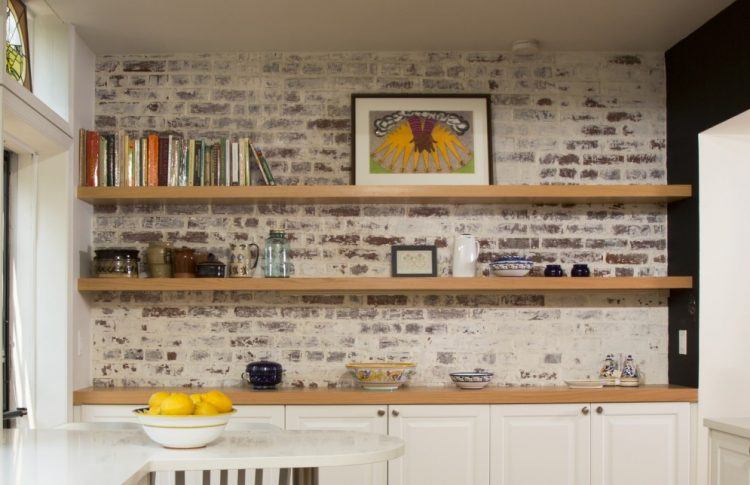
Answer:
(452, 234, 479, 277)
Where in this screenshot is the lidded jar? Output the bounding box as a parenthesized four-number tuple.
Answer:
(263, 230, 294, 278)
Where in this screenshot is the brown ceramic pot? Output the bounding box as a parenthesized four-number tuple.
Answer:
(172, 247, 196, 278)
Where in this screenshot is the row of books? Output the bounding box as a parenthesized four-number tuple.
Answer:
(78, 129, 277, 187)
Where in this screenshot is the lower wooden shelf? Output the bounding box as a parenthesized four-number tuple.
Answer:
(77, 276, 692, 293)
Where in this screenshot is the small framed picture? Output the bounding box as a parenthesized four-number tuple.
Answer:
(351, 94, 493, 186)
(391, 245, 438, 277)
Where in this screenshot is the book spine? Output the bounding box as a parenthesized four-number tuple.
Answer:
(110, 133, 122, 187)
(224, 139, 230, 186)
(231, 141, 239, 186)
(256, 150, 276, 186)
(141, 138, 148, 186)
(127, 138, 134, 187)
(99, 135, 107, 187)
(85, 131, 99, 187)
(158, 136, 169, 186)
(188, 140, 195, 186)
(249, 142, 269, 185)
(79, 128, 86, 186)
(238, 139, 246, 186)
(197, 140, 205, 186)
(180, 141, 188, 186)
(147, 134, 159, 186)
(167, 135, 173, 186)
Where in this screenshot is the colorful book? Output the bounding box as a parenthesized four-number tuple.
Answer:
(146, 134, 157, 186)
(256, 149, 276, 186)
(249, 142, 269, 185)
(85, 131, 99, 187)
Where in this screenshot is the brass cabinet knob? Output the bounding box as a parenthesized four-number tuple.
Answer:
(391, 409, 400, 417)
(596, 406, 604, 414)
(582, 407, 590, 415)
(377, 409, 386, 417)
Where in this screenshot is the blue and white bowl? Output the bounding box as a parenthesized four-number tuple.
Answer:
(490, 258, 533, 277)
(450, 372, 494, 389)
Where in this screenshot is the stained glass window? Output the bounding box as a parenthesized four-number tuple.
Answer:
(5, 0, 31, 90)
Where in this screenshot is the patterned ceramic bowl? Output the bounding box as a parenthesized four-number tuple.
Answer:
(449, 372, 494, 389)
(346, 362, 416, 391)
(490, 259, 533, 277)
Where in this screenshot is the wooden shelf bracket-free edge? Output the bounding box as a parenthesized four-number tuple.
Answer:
(77, 276, 693, 293)
(76, 184, 692, 205)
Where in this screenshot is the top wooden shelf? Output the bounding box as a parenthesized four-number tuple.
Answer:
(76, 184, 692, 205)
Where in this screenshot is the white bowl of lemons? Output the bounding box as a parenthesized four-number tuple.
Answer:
(134, 390, 235, 448)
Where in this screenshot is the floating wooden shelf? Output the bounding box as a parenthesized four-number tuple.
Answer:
(77, 276, 692, 293)
(76, 184, 692, 205)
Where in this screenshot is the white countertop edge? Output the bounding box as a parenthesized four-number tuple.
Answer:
(143, 442, 405, 473)
(704, 417, 750, 440)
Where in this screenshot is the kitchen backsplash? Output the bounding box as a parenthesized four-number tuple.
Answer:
(91, 51, 667, 388)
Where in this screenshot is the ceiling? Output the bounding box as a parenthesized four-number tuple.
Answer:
(45, 0, 734, 54)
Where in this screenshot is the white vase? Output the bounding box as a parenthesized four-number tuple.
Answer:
(452, 234, 479, 277)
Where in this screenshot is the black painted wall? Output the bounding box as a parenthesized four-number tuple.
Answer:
(666, 0, 750, 387)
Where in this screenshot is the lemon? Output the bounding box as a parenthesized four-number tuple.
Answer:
(147, 406, 161, 415)
(193, 401, 219, 416)
(159, 393, 195, 416)
(190, 393, 204, 405)
(202, 390, 233, 413)
(148, 391, 171, 410)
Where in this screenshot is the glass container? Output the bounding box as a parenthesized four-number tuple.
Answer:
(93, 249, 140, 278)
(263, 230, 294, 278)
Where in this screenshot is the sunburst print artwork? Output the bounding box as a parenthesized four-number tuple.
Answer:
(369, 111, 475, 174)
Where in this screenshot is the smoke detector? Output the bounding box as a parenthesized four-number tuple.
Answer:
(512, 39, 540, 56)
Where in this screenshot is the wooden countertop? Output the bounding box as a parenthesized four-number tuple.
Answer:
(73, 385, 697, 406)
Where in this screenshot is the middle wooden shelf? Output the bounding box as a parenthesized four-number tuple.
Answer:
(77, 276, 693, 293)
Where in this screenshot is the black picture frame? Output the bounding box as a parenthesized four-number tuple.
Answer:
(391, 245, 438, 277)
(351, 93, 493, 186)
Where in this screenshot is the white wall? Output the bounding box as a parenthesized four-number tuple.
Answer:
(69, 28, 94, 391)
(698, 109, 750, 484)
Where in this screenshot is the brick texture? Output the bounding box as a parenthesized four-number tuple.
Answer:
(92, 51, 668, 388)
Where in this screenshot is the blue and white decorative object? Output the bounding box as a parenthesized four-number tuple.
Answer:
(599, 353, 620, 386)
(619, 355, 640, 387)
(450, 371, 494, 389)
(490, 256, 533, 277)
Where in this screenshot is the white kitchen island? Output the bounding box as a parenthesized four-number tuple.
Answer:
(0, 428, 404, 485)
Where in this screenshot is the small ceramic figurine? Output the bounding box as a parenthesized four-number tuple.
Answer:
(599, 354, 620, 385)
(621, 355, 637, 377)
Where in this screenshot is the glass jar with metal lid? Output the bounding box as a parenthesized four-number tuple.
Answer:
(263, 230, 294, 278)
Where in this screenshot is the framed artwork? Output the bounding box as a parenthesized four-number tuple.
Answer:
(351, 94, 493, 185)
(391, 245, 438, 277)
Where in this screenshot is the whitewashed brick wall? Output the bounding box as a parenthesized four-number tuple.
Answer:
(91, 51, 668, 388)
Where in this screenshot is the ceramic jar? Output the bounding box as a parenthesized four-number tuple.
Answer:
(146, 242, 172, 278)
(228, 243, 260, 277)
(172, 247, 196, 278)
(241, 361, 284, 390)
(544, 264, 564, 277)
(571, 264, 591, 277)
(452, 234, 479, 277)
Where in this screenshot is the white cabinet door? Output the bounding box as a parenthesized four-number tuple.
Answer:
(80, 405, 142, 422)
(388, 404, 490, 485)
(591, 402, 690, 485)
(709, 430, 750, 485)
(490, 404, 591, 485)
(286, 405, 388, 485)
(226, 405, 285, 429)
